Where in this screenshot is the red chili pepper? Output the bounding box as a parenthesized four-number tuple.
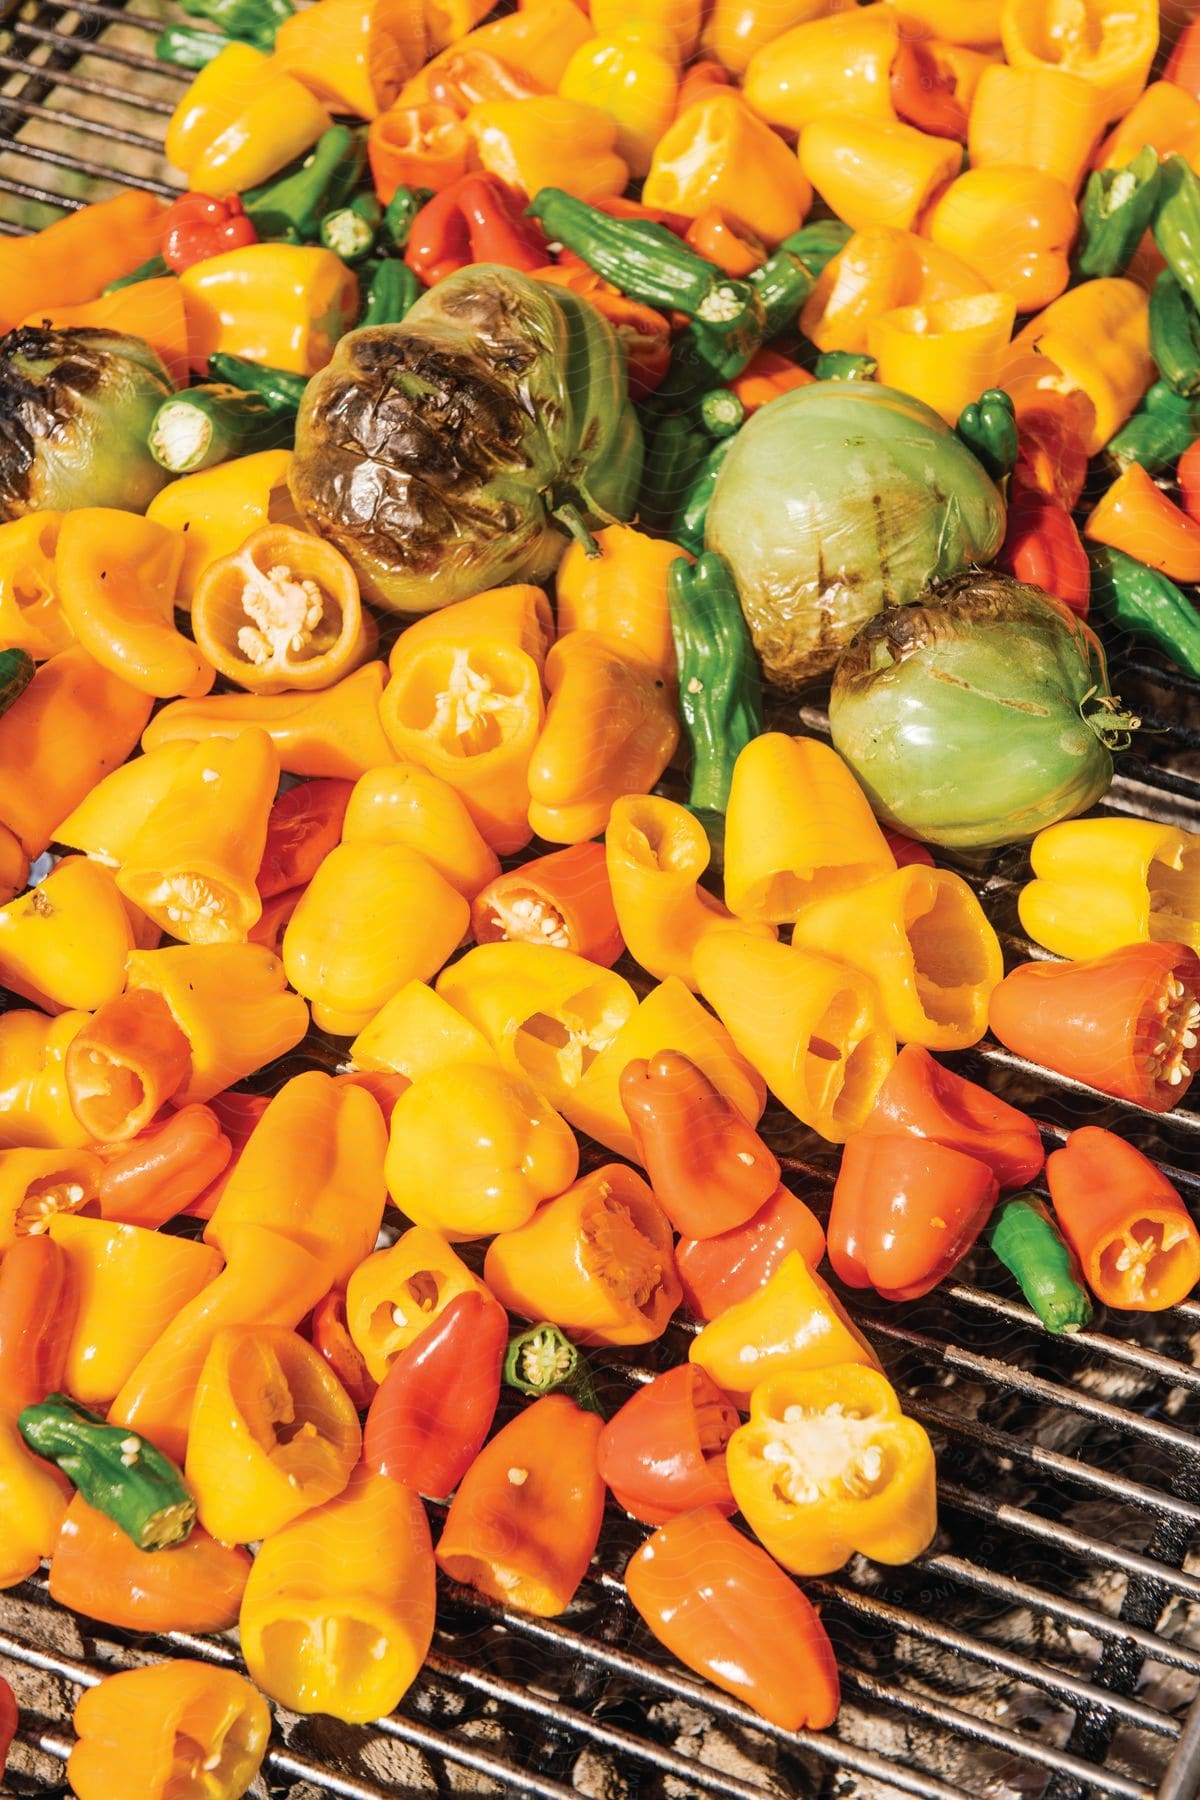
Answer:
(596, 1364, 738, 1525)
(181, 1090, 271, 1220)
(363, 1288, 508, 1499)
(0, 1234, 75, 1410)
(676, 1183, 826, 1321)
(998, 485, 1091, 615)
(1165, 20, 1200, 98)
(989, 941, 1200, 1114)
(619, 1050, 780, 1238)
(1177, 437, 1200, 524)
(1047, 1126, 1200, 1310)
(162, 192, 258, 274)
(310, 1288, 377, 1412)
(256, 778, 353, 899)
(860, 1043, 1045, 1190)
(471, 842, 624, 966)
(248, 885, 303, 956)
(405, 173, 549, 286)
(0, 1676, 16, 1779)
(882, 829, 935, 870)
(828, 1133, 999, 1302)
(91, 1103, 232, 1228)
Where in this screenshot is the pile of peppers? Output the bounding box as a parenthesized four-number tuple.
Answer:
(6, 0, 1200, 1792)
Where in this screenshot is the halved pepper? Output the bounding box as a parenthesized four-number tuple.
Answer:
(1076, 147, 1163, 279)
(54, 742, 195, 868)
(349, 976, 495, 1082)
(466, 97, 629, 205)
(676, 1184, 827, 1321)
(860, 1043, 1044, 1189)
(0, 856, 133, 1014)
(1085, 459, 1200, 582)
(828, 1132, 999, 1302)
(472, 843, 623, 967)
(597, 1364, 737, 1526)
(1047, 1126, 1200, 1310)
(0, 1147, 100, 1249)
(0, 512, 70, 661)
(346, 1225, 491, 1384)
(165, 42, 332, 192)
(643, 91, 811, 245)
(48, 1493, 250, 1633)
(800, 224, 986, 356)
(867, 293, 1016, 426)
(64, 991, 192, 1143)
(68, 1661, 270, 1800)
(310, 1288, 376, 1412)
(367, 102, 473, 202)
(1018, 817, 1200, 959)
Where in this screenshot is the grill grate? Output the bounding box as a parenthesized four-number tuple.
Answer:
(4, 7, 1200, 1797)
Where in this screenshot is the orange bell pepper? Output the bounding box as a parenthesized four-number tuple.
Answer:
(368, 102, 476, 201)
(65, 990, 193, 1143)
(968, 64, 1108, 193)
(20, 278, 190, 390)
(1096, 81, 1200, 173)
(49, 1493, 250, 1634)
(800, 224, 987, 355)
(728, 347, 814, 413)
(1085, 461, 1200, 581)
(0, 190, 168, 334)
(67, 1662, 269, 1800)
(920, 165, 1078, 311)
(1047, 1126, 1200, 1311)
(554, 524, 682, 683)
(684, 207, 767, 275)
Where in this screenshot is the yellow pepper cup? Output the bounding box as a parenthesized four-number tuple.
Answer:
(350, 978, 497, 1081)
(341, 763, 500, 900)
(0, 512, 72, 660)
(800, 226, 987, 356)
(271, 0, 426, 120)
(0, 857, 133, 1014)
(999, 277, 1152, 453)
(867, 291, 1017, 425)
(1000, 0, 1158, 123)
(558, 24, 679, 181)
(743, 4, 901, 132)
(644, 91, 812, 244)
(1018, 818, 1200, 959)
(346, 1226, 491, 1383)
(800, 116, 962, 233)
(690, 1250, 879, 1406)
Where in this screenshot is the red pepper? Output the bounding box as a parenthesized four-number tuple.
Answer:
(363, 1288, 508, 1499)
(860, 1043, 1045, 1190)
(1165, 22, 1200, 98)
(248, 885, 303, 956)
(181, 1090, 270, 1220)
(310, 1288, 378, 1412)
(828, 1133, 999, 1302)
(0, 1234, 75, 1410)
(998, 485, 1091, 616)
(333, 1068, 411, 1118)
(405, 174, 549, 286)
(596, 1364, 738, 1525)
(676, 1183, 826, 1321)
(890, 36, 968, 140)
(162, 192, 258, 274)
(92, 1104, 232, 1228)
(625, 1505, 841, 1731)
(1047, 1126, 1200, 1310)
(256, 777, 353, 899)
(0, 1676, 15, 1779)
(619, 1050, 780, 1238)
(882, 829, 935, 870)
(989, 941, 1200, 1115)
(470, 842, 624, 967)
(1177, 437, 1200, 524)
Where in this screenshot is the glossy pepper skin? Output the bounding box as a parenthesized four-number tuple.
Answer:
(19, 1394, 196, 1550)
(1001, 0, 1157, 124)
(728, 1364, 937, 1576)
(1086, 460, 1200, 584)
(92, 1106, 231, 1229)
(344, 761, 499, 901)
(346, 1226, 491, 1385)
(1077, 148, 1162, 279)
(1088, 544, 1200, 680)
(350, 977, 495, 1083)
(620, 1051, 779, 1238)
(1000, 486, 1091, 615)
(828, 1133, 999, 1303)
(0, 857, 132, 1015)
(1002, 278, 1152, 456)
(406, 172, 548, 285)
(668, 552, 764, 833)
(437, 1393, 605, 1617)
(363, 1289, 507, 1499)
(800, 115, 961, 235)
(955, 389, 1019, 486)
(180, 242, 360, 378)
(1047, 1127, 1200, 1312)
(367, 103, 472, 203)
(1018, 817, 1200, 960)
(468, 97, 630, 206)
(989, 943, 1200, 1115)
(68, 1661, 270, 1800)
(472, 843, 623, 968)
(968, 63, 1107, 195)
(870, 298, 1017, 430)
(558, 22, 679, 181)
(921, 165, 1077, 313)
(0, 1010, 92, 1151)
(49, 1492, 250, 1633)
(626, 1504, 841, 1730)
(0, 1147, 100, 1248)
(644, 91, 811, 244)
(800, 224, 985, 356)
(0, 190, 167, 335)
(677, 1184, 826, 1322)
(163, 190, 257, 274)
(556, 522, 681, 685)
(861, 1043, 1044, 1190)
(271, 0, 422, 118)
(257, 778, 352, 900)
(0, 1236, 74, 1589)
(146, 447, 294, 609)
(987, 1194, 1093, 1337)
(165, 42, 332, 193)
(597, 1364, 738, 1526)
(64, 991, 191, 1144)
(0, 513, 69, 661)
(690, 1250, 879, 1407)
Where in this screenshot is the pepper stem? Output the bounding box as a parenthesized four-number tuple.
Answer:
(1080, 686, 1141, 749)
(550, 500, 601, 558)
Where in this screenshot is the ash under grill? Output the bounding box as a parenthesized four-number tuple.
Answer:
(2, 6, 1200, 1794)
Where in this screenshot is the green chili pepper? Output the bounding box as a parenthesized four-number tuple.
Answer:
(1149, 270, 1200, 397)
(149, 383, 293, 474)
(747, 246, 814, 339)
(668, 550, 763, 846)
(776, 218, 852, 279)
(244, 125, 366, 242)
(987, 1194, 1093, 1336)
(639, 411, 712, 535)
(699, 388, 744, 436)
(102, 253, 170, 296)
(673, 437, 733, 556)
(359, 258, 421, 327)
(207, 352, 309, 418)
(653, 286, 766, 411)
(381, 185, 432, 252)
(955, 388, 1018, 484)
(0, 648, 35, 719)
(1076, 146, 1161, 280)
(154, 21, 234, 64)
(177, 0, 292, 49)
(18, 1395, 196, 1549)
(320, 193, 382, 265)
(503, 1323, 600, 1412)
(1104, 379, 1200, 472)
(526, 188, 738, 319)
(814, 350, 878, 382)
(1088, 544, 1200, 679)
(1153, 153, 1200, 312)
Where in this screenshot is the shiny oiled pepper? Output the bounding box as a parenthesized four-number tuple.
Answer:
(1085, 460, 1200, 582)
(626, 1505, 841, 1730)
(184, 1090, 270, 1221)
(1018, 817, 1200, 960)
(472, 843, 623, 967)
(558, 23, 679, 182)
(310, 1288, 376, 1411)
(685, 207, 767, 277)
(800, 225, 985, 356)
(860, 1043, 1044, 1190)
(1047, 1126, 1200, 1311)
(67, 1661, 270, 1800)
(368, 102, 473, 202)
(180, 242, 359, 377)
(955, 388, 1019, 485)
(920, 165, 1077, 313)
(676, 1184, 827, 1321)
(556, 523, 682, 685)
(165, 43, 332, 193)
(727, 1364, 937, 1576)
(968, 63, 1108, 195)
(999, 486, 1091, 614)
(0, 512, 70, 661)
(64, 991, 190, 1143)
(1088, 544, 1200, 679)
(0, 1010, 92, 1151)
(742, 5, 899, 132)
(363, 1289, 508, 1498)
(436, 1393, 605, 1616)
(800, 116, 962, 234)
(1002, 278, 1152, 454)
(0, 1246, 73, 1587)
(828, 1132, 999, 1302)
(145, 448, 295, 609)
(19, 1394, 196, 1549)
(92, 1105, 231, 1228)
(48, 1493, 250, 1634)
(403, 0, 589, 101)
(592, 0, 701, 60)
(346, 1225, 491, 1384)
(343, 762, 499, 900)
(271, 0, 423, 119)
(1001, 0, 1158, 124)
(0, 190, 168, 334)
(987, 1194, 1094, 1336)
(689, 1250, 879, 1407)
(868, 294, 1016, 428)
(0, 1147, 100, 1248)
(405, 173, 549, 285)
(0, 857, 132, 1014)
(55, 744, 190, 868)
(350, 977, 494, 1081)
(597, 1364, 737, 1525)
(467, 97, 629, 204)
(643, 92, 812, 245)
(162, 191, 257, 274)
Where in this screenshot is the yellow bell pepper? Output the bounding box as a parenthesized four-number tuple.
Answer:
(0, 513, 71, 660)
(0, 826, 26, 908)
(282, 841, 469, 1035)
(385, 1060, 579, 1237)
(695, 931, 896, 1142)
(727, 1363, 938, 1573)
(791, 865, 1004, 1049)
(605, 794, 774, 990)
(527, 631, 679, 845)
(0, 1410, 70, 1590)
(1000, 0, 1158, 124)
(1018, 818, 1200, 959)
(401, 0, 590, 99)
(1097, 80, 1200, 171)
(559, 25, 679, 180)
(180, 243, 359, 378)
(109, 1223, 334, 1462)
(388, 583, 553, 672)
(743, 4, 900, 132)
(920, 164, 1078, 312)
(347, 1224, 491, 1381)
(145, 660, 395, 780)
(205, 1071, 388, 1284)
(644, 92, 812, 244)
(800, 225, 987, 354)
(800, 115, 962, 234)
(165, 43, 334, 192)
(690, 1249, 879, 1406)
(466, 96, 629, 202)
(724, 733, 896, 924)
(867, 291, 1016, 424)
(555, 525, 682, 685)
(124, 943, 309, 1105)
(885, 0, 1001, 42)
(350, 977, 497, 1079)
(484, 1162, 681, 1345)
(702, 0, 841, 77)
(186, 1324, 362, 1545)
(0, 857, 132, 1015)
(53, 509, 211, 702)
(271, 0, 426, 119)
(968, 63, 1109, 193)
(0, 1146, 100, 1248)
(1000, 276, 1152, 453)
(146, 449, 296, 610)
(341, 762, 500, 898)
(48, 1214, 222, 1408)
(116, 730, 278, 946)
(0, 645, 152, 861)
(0, 1009, 90, 1150)
(239, 1466, 436, 1723)
(591, 0, 701, 59)
(53, 743, 195, 868)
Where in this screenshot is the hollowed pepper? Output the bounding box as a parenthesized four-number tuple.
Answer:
(1047, 1126, 1200, 1311)
(472, 843, 623, 967)
(346, 1225, 491, 1384)
(828, 1132, 999, 1302)
(968, 63, 1108, 195)
(55, 748, 193, 870)
(67, 1661, 269, 1800)
(1002, 277, 1152, 455)
(64, 991, 191, 1144)
(1018, 817, 1200, 959)
(643, 91, 811, 244)
(597, 1364, 737, 1526)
